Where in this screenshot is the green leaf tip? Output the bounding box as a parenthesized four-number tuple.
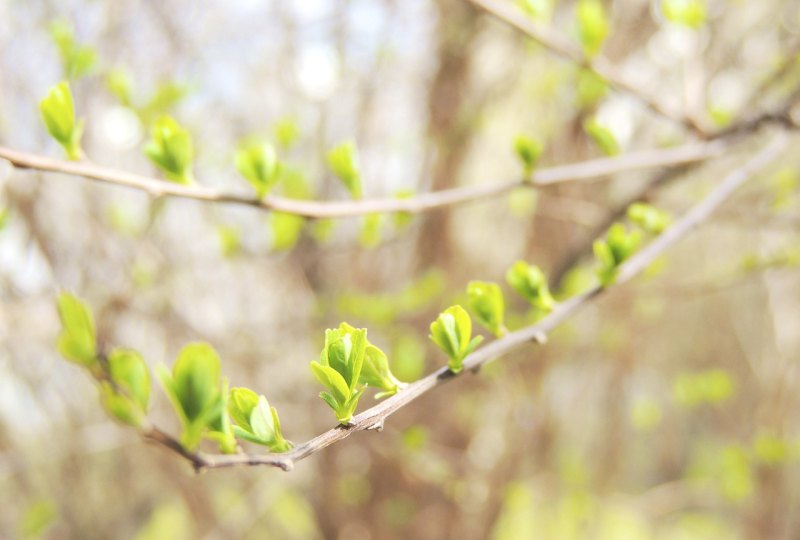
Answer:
(235, 141, 280, 198)
(40, 81, 84, 160)
(55, 292, 97, 369)
(584, 117, 620, 156)
(506, 261, 556, 313)
(467, 281, 507, 337)
(144, 115, 195, 185)
(326, 141, 362, 199)
(429, 305, 483, 374)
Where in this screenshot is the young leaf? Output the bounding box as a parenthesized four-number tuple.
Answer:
(39, 81, 84, 160)
(228, 386, 259, 432)
(312, 323, 370, 424)
(576, 0, 609, 58)
(584, 117, 620, 156)
(627, 202, 671, 234)
(594, 223, 642, 286)
(231, 394, 293, 453)
(467, 281, 507, 337)
(235, 141, 280, 198)
(429, 305, 483, 374)
(171, 343, 221, 422)
(505, 261, 556, 313)
(359, 214, 382, 248)
(100, 348, 150, 427)
(144, 116, 194, 184)
(326, 141, 362, 199)
(514, 135, 542, 177)
(360, 344, 405, 398)
(55, 292, 97, 369)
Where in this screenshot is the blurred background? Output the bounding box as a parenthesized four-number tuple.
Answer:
(1, 0, 800, 538)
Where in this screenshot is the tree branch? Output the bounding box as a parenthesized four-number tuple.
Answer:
(0, 142, 723, 219)
(141, 135, 786, 472)
(463, 0, 707, 135)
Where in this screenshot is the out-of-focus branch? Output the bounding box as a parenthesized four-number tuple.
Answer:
(0, 142, 723, 219)
(463, 0, 708, 136)
(140, 135, 786, 472)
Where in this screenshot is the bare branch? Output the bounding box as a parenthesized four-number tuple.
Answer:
(143, 135, 786, 472)
(0, 142, 723, 219)
(463, 0, 708, 135)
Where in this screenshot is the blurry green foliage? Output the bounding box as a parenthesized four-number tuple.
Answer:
(216, 225, 242, 258)
(135, 500, 193, 540)
(235, 141, 280, 198)
(144, 116, 195, 184)
(514, 134, 543, 176)
(576, 68, 608, 107)
(627, 202, 671, 234)
(100, 348, 151, 427)
(18, 499, 57, 540)
(517, 0, 553, 22)
(576, 0, 609, 57)
(359, 213, 383, 248)
(391, 330, 427, 381)
(106, 69, 191, 123)
(267, 490, 321, 540)
(594, 223, 642, 285)
(274, 116, 301, 150)
(672, 369, 734, 408)
(629, 396, 663, 431)
(49, 20, 96, 79)
(271, 212, 305, 251)
(326, 141, 362, 199)
(334, 270, 445, 325)
(381, 495, 417, 530)
(584, 117, 620, 156)
(770, 167, 798, 210)
(662, 0, 707, 28)
(506, 260, 556, 313)
(56, 292, 98, 370)
(338, 474, 373, 507)
(467, 280, 507, 337)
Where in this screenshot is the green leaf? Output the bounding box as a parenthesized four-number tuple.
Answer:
(627, 202, 671, 234)
(594, 223, 642, 285)
(144, 116, 194, 184)
(662, 0, 706, 28)
(467, 281, 506, 337)
(310, 361, 350, 406)
(228, 386, 259, 432)
(584, 117, 620, 156)
(360, 344, 404, 398)
(326, 141, 362, 199)
(514, 135, 542, 176)
(55, 292, 97, 368)
(235, 141, 280, 198)
(49, 20, 97, 80)
(393, 190, 415, 229)
(505, 261, 555, 313)
(105, 68, 133, 107)
(103, 348, 150, 426)
(39, 81, 83, 160)
(170, 343, 221, 423)
(576, 0, 609, 58)
(429, 305, 478, 373)
(249, 396, 276, 442)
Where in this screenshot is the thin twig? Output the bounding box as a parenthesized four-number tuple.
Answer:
(463, 0, 708, 135)
(0, 142, 723, 219)
(143, 135, 786, 472)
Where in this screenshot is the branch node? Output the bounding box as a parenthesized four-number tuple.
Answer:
(367, 419, 385, 431)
